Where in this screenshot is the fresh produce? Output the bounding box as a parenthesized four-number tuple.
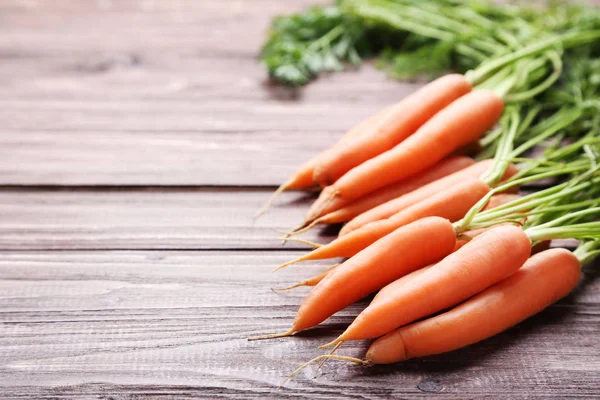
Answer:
(295, 155, 476, 231)
(307, 90, 505, 219)
(364, 247, 586, 363)
(312, 74, 473, 187)
(248, 0, 600, 384)
(336, 160, 515, 236)
(285, 244, 595, 374)
(249, 216, 457, 340)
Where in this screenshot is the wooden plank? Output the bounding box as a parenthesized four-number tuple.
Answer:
(0, 189, 577, 251)
(0, 251, 599, 398)
(0, 62, 414, 186)
(0, 189, 339, 250)
(0, 0, 418, 186)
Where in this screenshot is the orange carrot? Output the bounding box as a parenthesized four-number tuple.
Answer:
(278, 178, 489, 268)
(313, 74, 472, 187)
(255, 105, 391, 217)
(366, 248, 580, 364)
(339, 162, 518, 236)
(303, 156, 475, 228)
(308, 90, 504, 219)
(249, 217, 456, 339)
(324, 224, 531, 346)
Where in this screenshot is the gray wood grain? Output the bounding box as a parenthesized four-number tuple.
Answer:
(0, 189, 338, 250)
(0, 0, 417, 186)
(2, 0, 600, 398)
(0, 252, 599, 399)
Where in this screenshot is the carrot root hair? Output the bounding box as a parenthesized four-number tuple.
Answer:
(247, 329, 295, 341)
(254, 180, 291, 220)
(288, 218, 323, 236)
(278, 237, 323, 248)
(315, 341, 344, 376)
(306, 189, 339, 223)
(279, 354, 367, 389)
(273, 255, 310, 272)
(272, 282, 306, 291)
(319, 337, 343, 349)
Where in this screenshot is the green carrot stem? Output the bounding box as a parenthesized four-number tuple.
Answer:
(481, 106, 521, 185)
(346, 0, 456, 40)
(510, 108, 583, 158)
(526, 222, 600, 243)
(574, 240, 600, 265)
(467, 30, 600, 85)
(521, 199, 600, 219)
(504, 50, 563, 103)
(527, 207, 600, 231)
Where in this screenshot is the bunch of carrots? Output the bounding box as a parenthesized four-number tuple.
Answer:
(252, 0, 600, 384)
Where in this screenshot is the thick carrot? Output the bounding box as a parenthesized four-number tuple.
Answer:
(366, 248, 581, 364)
(278, 179, 489, 269)
(313, 74, 472, 187)
(304, 156, 475, 227)
(308, 90, 505, 219)
(326, 224, 531, 345)
(339, 162, 518, 236)
(280, 217, 456, 336)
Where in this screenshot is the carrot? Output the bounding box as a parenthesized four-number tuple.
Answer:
(300, 156, 475, 230)
(248, 217, 456, 339)
(366, 248, 581, 364)
(277, 178, 489, 269)
(323, 224, 531, 346)
(255, 105, 391, 217)
(339, 161, 518, 236)
(308, 90, 504, 219)
(312, 74, 472, 187)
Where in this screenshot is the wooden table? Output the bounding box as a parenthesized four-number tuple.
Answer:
(1, 1, 598, 398)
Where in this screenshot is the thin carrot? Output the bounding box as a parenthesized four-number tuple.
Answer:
(299, 156, 475, 230)
(277, 178, 489, 269)
(338, 161, 518, 236)
(308, 90, 505, 219)
(312, 74, 472, 187)
(365, 248, 581, 364)
(323, 224, 531, 346)
(248, 217, 456, 339)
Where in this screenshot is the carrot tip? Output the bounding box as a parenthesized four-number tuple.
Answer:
(254, 180, 291, 220)
(247, 329, 295, 341)
(273, 256, 305, 272)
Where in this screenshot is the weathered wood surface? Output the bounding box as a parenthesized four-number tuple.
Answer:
(1, 0, 599, 399)
(0, 189, 336, 250)
(0, 0, 415, 186)
(1, 252, 599, 399)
